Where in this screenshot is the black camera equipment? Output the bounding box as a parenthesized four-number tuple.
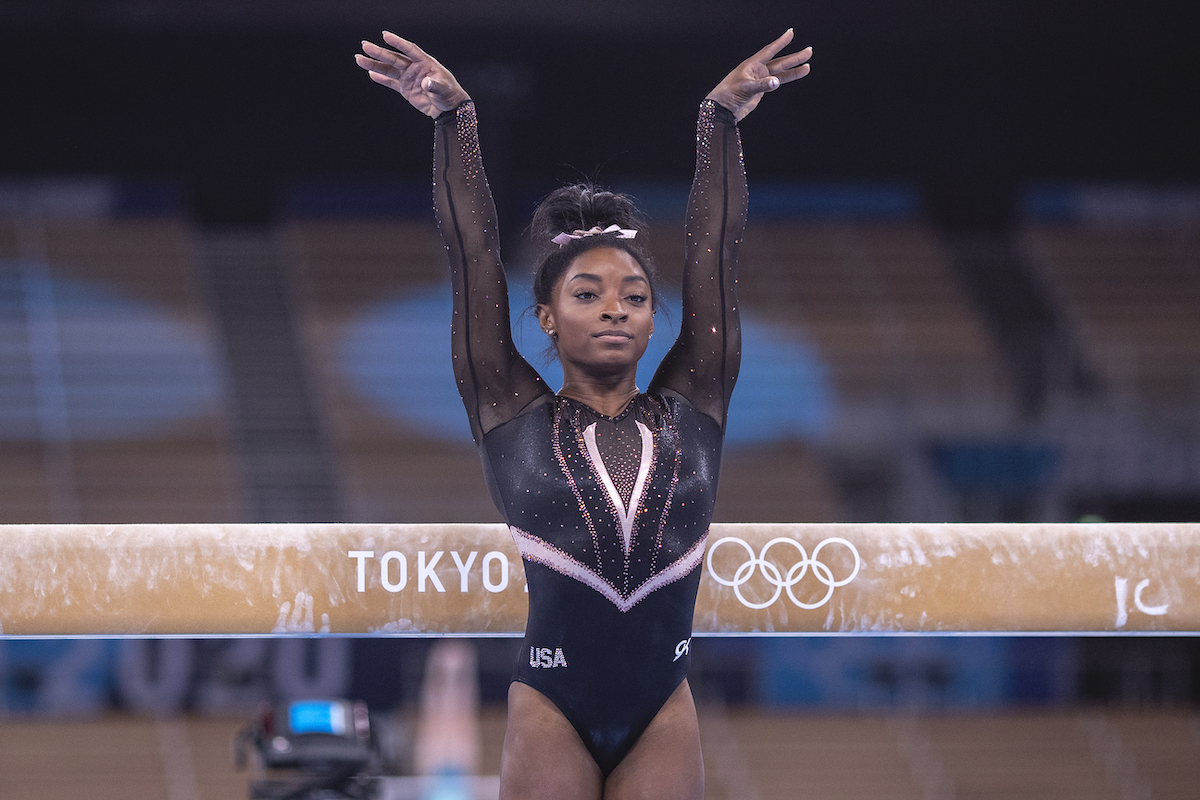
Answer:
(234, 699, 381, 800)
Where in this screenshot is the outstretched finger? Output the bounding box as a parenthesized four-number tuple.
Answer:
(357, 49, 404, 77)
(381, 31, 428, 61)
(363, 67, 404, 94)
(774, 64, 811, 87)
(361, 40, 411, 68)
(751, 27, 795, 64)
(772, 60, 812, 87)
(767, 45, 812, 74)
(355, 53, 396, 79)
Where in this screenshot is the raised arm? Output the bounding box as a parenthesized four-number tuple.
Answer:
(358, 34, 550, 442)
(650, 30, 812, 429)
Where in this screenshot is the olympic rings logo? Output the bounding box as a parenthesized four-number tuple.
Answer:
(705, 536, 862, 610)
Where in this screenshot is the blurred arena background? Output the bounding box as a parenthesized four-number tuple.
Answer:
(2, 1, 1198, 797)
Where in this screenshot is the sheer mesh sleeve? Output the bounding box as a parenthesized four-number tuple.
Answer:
(649, 100, 746, 429)
(433, 102, 550, 442)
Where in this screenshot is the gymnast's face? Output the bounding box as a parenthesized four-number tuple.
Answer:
(536, 247, 655, 377)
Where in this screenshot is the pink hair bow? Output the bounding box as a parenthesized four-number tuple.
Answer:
(551, 224, 638, 247)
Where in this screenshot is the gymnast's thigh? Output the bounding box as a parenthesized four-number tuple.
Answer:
(500, 681, 602, 800)
(604, 679, 704, 800)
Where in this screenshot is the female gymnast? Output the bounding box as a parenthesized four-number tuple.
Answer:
(357, 29, 811, 799)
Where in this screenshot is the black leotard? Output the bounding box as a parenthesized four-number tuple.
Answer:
(433, 99, 746, 776)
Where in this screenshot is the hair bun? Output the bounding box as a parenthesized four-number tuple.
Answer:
(530, 183, 644, 246)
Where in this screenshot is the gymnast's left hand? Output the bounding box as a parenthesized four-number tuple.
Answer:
(706, 28, 812, 122)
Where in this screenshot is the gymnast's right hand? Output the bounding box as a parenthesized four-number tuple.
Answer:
(356, 32, 470, 117)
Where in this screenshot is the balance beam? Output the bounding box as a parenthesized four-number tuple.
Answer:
(1, 523, 1196, 636)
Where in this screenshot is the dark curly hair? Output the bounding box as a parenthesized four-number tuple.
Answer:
(529, 183, 661, 311)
